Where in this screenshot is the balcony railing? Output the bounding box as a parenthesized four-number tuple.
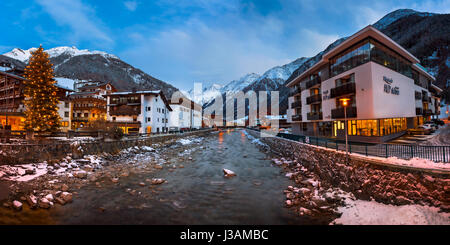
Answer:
(306, 94, 322, 105)
(416, 108, 423, 115)
(330, 82, 355, 98)
(109, 105, 141, 116)
(289, 87, 302, 97)
(291, 114, 302, 122)
(305, 76, 321, 89)
(307, 112, 322, 121)
(422, 94, 429, 102)
(331, 107, 357, 119)
(291, 100, 302, 109)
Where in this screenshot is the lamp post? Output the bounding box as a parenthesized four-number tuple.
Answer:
(340, 98, 350, 162)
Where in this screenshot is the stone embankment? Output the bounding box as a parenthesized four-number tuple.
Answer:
(0, 129, 213, 165)
(246, 130, 450, 217)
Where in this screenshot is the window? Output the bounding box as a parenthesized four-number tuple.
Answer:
(64, 102, 69, 108)
(112, 117, 116, 121)
(147, 117, 151, 122)
(84, 113, 88, 118)
(64, 112, 69, 117)
(329, 38, 412, 78)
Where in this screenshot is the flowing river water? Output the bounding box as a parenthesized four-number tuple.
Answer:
(1, 129, 324, 225)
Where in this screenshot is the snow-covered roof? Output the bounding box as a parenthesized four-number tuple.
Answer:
(108, 90, 161, 95)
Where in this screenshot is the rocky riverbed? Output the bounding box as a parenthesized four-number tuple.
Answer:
(0, 133, 210, 223)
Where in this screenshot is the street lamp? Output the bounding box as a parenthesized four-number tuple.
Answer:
(339, 98, 350, 162)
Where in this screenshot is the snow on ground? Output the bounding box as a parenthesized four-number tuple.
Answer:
(332, 198, 450, 225)
(383, 156, 450, 170)
(242, 130, 267, 147)
(0, 163, 48, 182)
(177, 137, 203, 145)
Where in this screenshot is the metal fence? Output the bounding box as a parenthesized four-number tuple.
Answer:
(274, 132, 450, 163)
(245, 128, 449, 163)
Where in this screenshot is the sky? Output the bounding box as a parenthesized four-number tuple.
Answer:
(0, 0, 449, 91)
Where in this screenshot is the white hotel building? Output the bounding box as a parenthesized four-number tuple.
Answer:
(169, 98, 202, 131)
(286, 25, 442, 143)
(105, 90, 172, 134)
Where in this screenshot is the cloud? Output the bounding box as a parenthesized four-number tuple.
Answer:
(120, 18, 295, 90)
(124, 1, 138, 11)
(35, 0, 112, 45)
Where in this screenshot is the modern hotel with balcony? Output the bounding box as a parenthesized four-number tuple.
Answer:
(286, 25, 442, 143)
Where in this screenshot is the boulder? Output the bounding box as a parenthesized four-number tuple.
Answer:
(151, 178, 166, 185)
(45, 194, 54, 202)
(395, 195, 412, 205)
(26, 195, 38, 208)
(38, 198, 51, 209)
(60, 192, 73, 203)
(139, 182, 146, 187)
(74, 170, 87, 179)
(54, 197, 66, 205)
(285, 200, 293, 207)
(12, 200, 22, 211)
(61, 184, 69, 192)
(223, 169, 236, 178)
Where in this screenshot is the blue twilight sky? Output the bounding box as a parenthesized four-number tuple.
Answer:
(0, 0, 449, 91)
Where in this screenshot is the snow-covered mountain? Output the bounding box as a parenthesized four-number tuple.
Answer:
(189, 57, 309, 107)
(373, 9, 435, 30)
(185, 73, 260, 105)
(3, 46, 118, 63)
(1, 46, 178, 96)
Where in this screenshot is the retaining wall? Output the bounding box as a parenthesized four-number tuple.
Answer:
(247, 130, 449, 208)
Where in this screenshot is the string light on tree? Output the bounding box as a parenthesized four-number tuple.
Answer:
(23, 45, 61, 132)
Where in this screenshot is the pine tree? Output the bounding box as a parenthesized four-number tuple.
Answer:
(23, 45, 61, 132)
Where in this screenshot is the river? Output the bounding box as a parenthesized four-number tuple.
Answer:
(1, 129, 320, 224)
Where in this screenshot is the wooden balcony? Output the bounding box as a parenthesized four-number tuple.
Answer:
(109, 105, 141, 116)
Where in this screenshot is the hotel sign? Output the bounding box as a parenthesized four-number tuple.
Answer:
(383, 76, 399, 95)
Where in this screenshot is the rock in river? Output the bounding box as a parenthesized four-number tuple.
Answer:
(223, 169, 236, 178)
(74, 170, 87, 179)
(151, 178, 166, 185)
(38, 198, 52, 209)
(60, 192, 73, 203)
(12, 200, 22, 211)
(26, 195, 38, 208)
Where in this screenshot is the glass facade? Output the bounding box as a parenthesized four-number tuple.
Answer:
(343, 118, 407, 137)
(329, 38, 412, 78)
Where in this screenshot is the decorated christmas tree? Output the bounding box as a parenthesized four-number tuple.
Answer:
(23, 45, 61, 132)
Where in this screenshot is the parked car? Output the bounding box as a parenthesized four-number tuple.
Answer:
(423, 123, 438, 131)
(408, 126, 431, 135)
(431, 119, 445, 126)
